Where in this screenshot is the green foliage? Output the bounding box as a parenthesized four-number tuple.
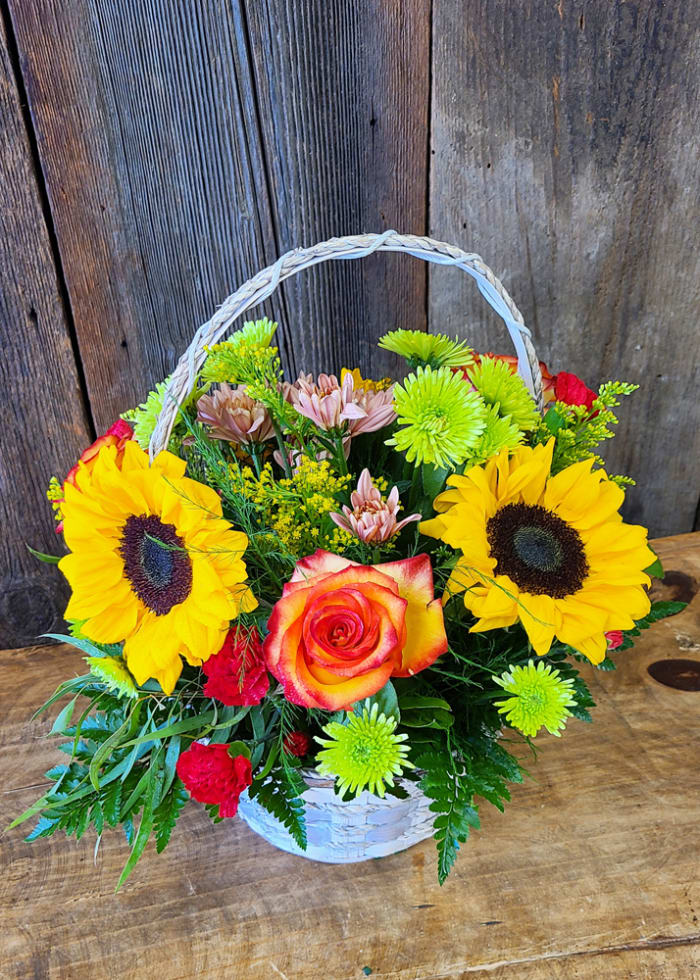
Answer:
(616, 600, 686, 650)
(416, 735, 523, 884)
(248, 760, 308, 851)
(355, 680, 400, 722)
(12, 633, 260, 887)
(153, 779, 189, 853)
(26, 545, 62, 564)
(417, 747, 478, 883)
(533, 380, 638, 477)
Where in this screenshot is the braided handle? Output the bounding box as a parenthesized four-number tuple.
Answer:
(150, 231, 542, 456)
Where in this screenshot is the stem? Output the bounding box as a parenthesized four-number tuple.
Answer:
(248, 444, 262, 477)
(334, 433, 349, 476)
(407, 462, 422, 511)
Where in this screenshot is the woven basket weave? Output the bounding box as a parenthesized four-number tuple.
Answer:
(153, 231, 542, 863)
(238, 772, 435, 863)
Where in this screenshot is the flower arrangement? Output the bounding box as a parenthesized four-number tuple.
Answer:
(15, 316, 682, 887)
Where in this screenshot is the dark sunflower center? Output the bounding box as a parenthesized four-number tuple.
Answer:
(486, 503, 588, 598)
(120, 514, 192, 615)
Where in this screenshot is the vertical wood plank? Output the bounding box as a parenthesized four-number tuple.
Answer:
(6, 0, 280, 430)
(429, 0, 700, 536)
(8, 0, 431, 427)
(243, 0, 431, 377)
(0, 14, 92, 648)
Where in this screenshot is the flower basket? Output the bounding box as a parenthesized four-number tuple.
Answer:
(17, 231, 679, 888)
(156, 232, 539, 865)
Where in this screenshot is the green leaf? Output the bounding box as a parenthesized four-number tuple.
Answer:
(249, 763, 307, 851)
(50, 696, 79, 735)
(160, 736, 181, 802)
(401, 708, 454, 730)
(119, 711, 216, 749)
(120, 762, 155, 819)
(644, 554, 664, 579)
(101, 780, 122, 827)
(89, 715, 133, 791)
(208, 704, 250, 744)
(33, 674, 94, 719)
(25, 815, 60, 841)
(123, 817, 135, 846)
(153, 779, 188, 853)
(356, 680, 399, 722)
(45, 765, 69, 782)
(398, 693, 452, 712)
(226, 741, 251, 760)
(27, 545, 62, 564)
(422, 464, 449, 500)
(41, 633, 119, 660)
(116, 765, 163, 890)
(90, 801, 104, 836)
(543, 406, 566, 435)
(646, 600, 686, 622)
(416, 748, 474, 885)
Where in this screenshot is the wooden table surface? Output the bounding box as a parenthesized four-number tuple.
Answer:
(2, 533, 699, 980)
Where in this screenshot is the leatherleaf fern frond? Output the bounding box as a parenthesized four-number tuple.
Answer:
(247, 758, 308, 851)
(417, 735, 524, 884)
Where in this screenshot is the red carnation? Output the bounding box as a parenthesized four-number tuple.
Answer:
(605, 630, 624, 651)
(554, 371, 597, 412)
(176, 742, 252, 818)
(283, 731, 311, 757)
(202, 626, 269, 706)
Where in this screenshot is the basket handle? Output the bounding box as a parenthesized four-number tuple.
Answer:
(150, 230, 543, 456)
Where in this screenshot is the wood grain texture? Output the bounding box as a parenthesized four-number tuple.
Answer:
(1, 533, 699, 980)
(0, 14, 91, 649)
(243, 0, 431, 378)
(7, 0, 430, 423)
(6, 0, 280, 430)
(429, 0, 700, 538)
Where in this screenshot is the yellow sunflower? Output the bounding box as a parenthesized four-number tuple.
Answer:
(59, 440, 257, 693)
(421, 440, 654, 664)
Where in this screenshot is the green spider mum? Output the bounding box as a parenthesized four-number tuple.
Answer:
(126, 376, 172, 450)
(387, 365, 487, 469)
(493, 660, 576, 737)
(378, 329, 473, 369)
(202, 318, 278, 383)
(125, 375, 200, 450)
(467, 404, 523, 464)
(468, 357, 540, 431)
(86, 656, 139, 699)
(315, 704, 414, 798)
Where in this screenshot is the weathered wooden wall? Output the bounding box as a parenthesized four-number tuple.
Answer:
(0, 10, 92, 648)
(1, 0, 698, 648)
(430, 0, 700, 536)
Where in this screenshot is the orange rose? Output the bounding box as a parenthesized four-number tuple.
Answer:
(54, 420, 133, 532)
(263, 550, 448, 710)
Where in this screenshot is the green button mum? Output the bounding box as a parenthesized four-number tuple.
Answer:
(315, 704, 414, 798)
(493, 660, 576, 737)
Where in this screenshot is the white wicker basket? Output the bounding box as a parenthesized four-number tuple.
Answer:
(153, 231, 542, 863)
(237, 771, 435, 863)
